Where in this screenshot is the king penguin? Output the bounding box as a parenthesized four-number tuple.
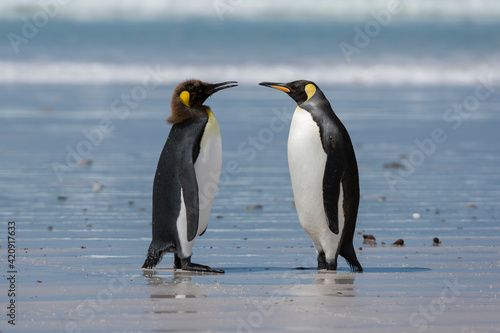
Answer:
(259, 80, 363, 272)
(142, 79, 237, 273)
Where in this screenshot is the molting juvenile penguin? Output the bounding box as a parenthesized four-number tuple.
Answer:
(142, 79, 237, 273)
(259, 80, 363, 272)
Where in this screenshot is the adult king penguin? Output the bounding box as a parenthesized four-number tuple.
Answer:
(142, 79, 237, 273)
(259, 80, 363, 272)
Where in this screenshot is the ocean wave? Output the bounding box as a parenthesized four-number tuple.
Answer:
(1, 61, 498, 86)
(1, 0, 500, 22)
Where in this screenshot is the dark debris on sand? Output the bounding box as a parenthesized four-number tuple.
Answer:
(392, 239, 405, 247)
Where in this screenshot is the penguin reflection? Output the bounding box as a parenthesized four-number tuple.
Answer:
(313, 272, 356, 297)
(143, 270, 207, 302)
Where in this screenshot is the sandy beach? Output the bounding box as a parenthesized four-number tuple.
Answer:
(1, 83, 499, 332)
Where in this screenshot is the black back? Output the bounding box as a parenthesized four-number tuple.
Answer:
(300, 88, 360, 242)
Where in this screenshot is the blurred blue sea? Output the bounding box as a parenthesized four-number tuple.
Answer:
(0, 0, 499, 85)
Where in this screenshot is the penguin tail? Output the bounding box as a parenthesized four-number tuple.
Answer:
(142, 240, 175, 269)
(340, 244, 363, 273)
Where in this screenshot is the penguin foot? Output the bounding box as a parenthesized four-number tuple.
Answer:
(176, 256, 224, 274)
(317, 252, 327, 270)
(174, 253, 182, 269)
(325, 258, 338, 270)
(317, 252, 339, 270)
(182, 262, 225, 274)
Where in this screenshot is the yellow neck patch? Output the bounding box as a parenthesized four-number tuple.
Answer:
(200, 110, 220, 148)
(305, 84, 316, 101)
(180, 90, 190, 107)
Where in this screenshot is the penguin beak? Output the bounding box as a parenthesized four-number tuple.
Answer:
(206, 81, 238, 96)
(259, 82, 291, 93)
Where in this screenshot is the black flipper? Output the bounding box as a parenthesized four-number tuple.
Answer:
(322, 148, 344, 235)
(179, 140, 200, 242)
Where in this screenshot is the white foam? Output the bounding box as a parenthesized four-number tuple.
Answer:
(1, 60, 498, 86)
(1, 0, 500, 22)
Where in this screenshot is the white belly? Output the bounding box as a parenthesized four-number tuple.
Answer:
(194, 117, 222, 236)
(287, 106, 344, 257)
(179, 111, 222, 257)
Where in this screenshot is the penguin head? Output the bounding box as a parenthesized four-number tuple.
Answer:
(168, 79, 237, 124)
(259, 80, 319, 105)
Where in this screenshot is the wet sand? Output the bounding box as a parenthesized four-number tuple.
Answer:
(1, 84, 499, 332)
